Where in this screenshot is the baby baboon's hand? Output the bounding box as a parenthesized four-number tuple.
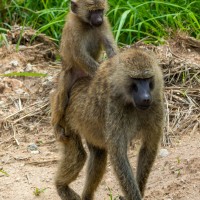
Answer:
(118, 196, 126, 200)
(54, 125, 69, 143)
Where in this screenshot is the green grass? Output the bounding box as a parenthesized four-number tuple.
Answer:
(1, 0, 200, 45)
(33, 187, 47, 196)
(0, 169, 9, 176)
(0, 72, 47, 77)
(109, 1, 200, 44)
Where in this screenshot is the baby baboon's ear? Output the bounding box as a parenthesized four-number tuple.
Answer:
(71, 1, 78, 13)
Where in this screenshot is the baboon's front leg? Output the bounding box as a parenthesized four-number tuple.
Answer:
(136, 131, 162, 197)
(108, 136, 142, 200)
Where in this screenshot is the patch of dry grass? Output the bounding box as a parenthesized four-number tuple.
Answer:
(0, 30, 199, 147)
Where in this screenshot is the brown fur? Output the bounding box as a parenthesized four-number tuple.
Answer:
(51, 0, 118, 139)
(55, 48, 164, 200)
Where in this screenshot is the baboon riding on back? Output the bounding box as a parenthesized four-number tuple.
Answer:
(50, 0, 118, 139)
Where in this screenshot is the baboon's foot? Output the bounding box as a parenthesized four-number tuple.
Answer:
(56, 185, 81, 200)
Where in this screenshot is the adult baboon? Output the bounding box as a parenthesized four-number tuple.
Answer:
(55, 48, 164, 200)
(51, 0, 117, 139)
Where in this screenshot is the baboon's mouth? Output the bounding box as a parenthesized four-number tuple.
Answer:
(137, 105, 151, 110)
(91, 22, 103, 27)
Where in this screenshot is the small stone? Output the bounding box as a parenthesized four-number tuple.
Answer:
(27, 143, 38, 152)
(5, 70, 11, 74)
(16, 177, 21, 182)
(159, 148, 169, 157)
(47, 76, 53, 82)
(19, 45, 26, 50)
(9, 60, 19, 67)
(15, 89, 25, 94)
(25, 63, 33, 72)
(30, 150, 40, 154)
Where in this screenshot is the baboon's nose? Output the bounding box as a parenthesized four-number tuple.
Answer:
(93, 17, 103, 26)
(142, 94, 151, 106)
(137, 93, 152, 110)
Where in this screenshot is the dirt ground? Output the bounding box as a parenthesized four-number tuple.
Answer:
(0, 127, 199, 200)
(0, 28, 199, 199)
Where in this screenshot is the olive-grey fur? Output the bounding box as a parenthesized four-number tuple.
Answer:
(50, 0, 117, 140)
(55, 48, 164, 200)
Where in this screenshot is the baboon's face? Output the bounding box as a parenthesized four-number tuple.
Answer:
(88, 9, 104, 26)
(130, 77, 154, 110)
(71, 0, 106, 27)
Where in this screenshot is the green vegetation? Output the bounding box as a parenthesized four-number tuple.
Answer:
(109, 0, 200, 44)
(107, 187, 119, 200)
(33, 187, 47, 196)
(0, 169, 9, 176)
(1, 0, 200, 45)
(0, 72, 47, 77)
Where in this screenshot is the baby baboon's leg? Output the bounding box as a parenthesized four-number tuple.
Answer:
(51, 70, 72, 127)
(51, 69, 77, 142)
(55, 132, 87, 200)
(136, 130, 162, 197)
(82, 143, 107, 200)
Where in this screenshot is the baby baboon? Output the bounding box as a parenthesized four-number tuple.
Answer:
(55, 48, 164, 200)
(51, 0, 118, 138)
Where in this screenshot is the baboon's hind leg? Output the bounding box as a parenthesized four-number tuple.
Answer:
(55, 132, 87, 200)
(82, 143, 107, 200)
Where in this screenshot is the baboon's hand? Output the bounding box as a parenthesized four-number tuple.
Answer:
(118, 196, 126, 200)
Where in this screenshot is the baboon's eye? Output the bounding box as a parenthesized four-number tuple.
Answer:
(132, 83, 138, 92)
(96, 9, 104, 12)
(149, 79, 154, 90)
(89, 9, 103, 13)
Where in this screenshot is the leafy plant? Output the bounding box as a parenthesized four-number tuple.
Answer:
(1, 0, 200, 45)
(0, 33, 9, 47)
(108, 0, 200, 44)
(33, 187, 47, 196)
(0, 72, 47, 77)
(0, 169, 9, 176)
(107, 187, 119, 200)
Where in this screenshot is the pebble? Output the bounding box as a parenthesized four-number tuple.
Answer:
(27, 143, 38, 152)
(25, 63, 33, 72)
(159, 148, 169, 157)
(30, 150, 40, 154)
(9, 60, 19, 67)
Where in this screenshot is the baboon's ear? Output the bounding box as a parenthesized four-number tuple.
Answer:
(71, 1, 77, 13)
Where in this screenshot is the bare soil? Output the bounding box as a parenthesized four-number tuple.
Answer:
(0, 28, 199, 200)
(0, 129, 200, 200)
